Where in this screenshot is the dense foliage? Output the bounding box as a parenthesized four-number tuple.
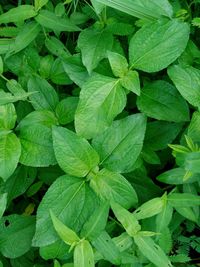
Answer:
(0, 0, 200, 266)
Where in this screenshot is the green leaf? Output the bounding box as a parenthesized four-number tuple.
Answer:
(92, 114, 146, 173)
(0, 193, 7, 219)
(0, 39, 14, 55)
(55, 97, 78, 125)
(92, 231, 121, 265)
(157, 168, 199, 184)
(50, 58, 72, 85)
(107, 51, 128, 78)
(168, 64, 200, 108)
(0, 103, 17, 130)
(17, 110, 58, 130)
(35, 10, 80, 32)
(0, 90, 33, 105)
(19, 124, 56, 167)
(0, 215, 35, 258)
(62, 54, 89, 87)
(95, 0, 173, 20)
(74, 240, 94, 267)
(80, 201, 109, 240)
(0, 132, 21, 181)
(156, 204, 173, 233)
(33, 175, 98, 247)
(90, 168, 138, 209)
(111, 202, 141, 236)
(28, 76, 59, 111)
(137, 80, 189, 122)
(168, 193, 200, 207)
(10, 21, 41, 55)
(0, 5, 37, 24)
(45, 36, 71, 58)
(0, 56, 3, 74)
(50, 210, 80, 246)
(35, 0, 49, 11)
(133, 197, 164, 220)
(129, 19, 189, 72)
(134, 235, 172, 267)
(145, 121, 182, 151)
(75, 74, 126, 139)
(188, 111, 200, 143)
(120, 70, 140, 96)
(175, 206, 198, 223)
(52, 126, 99, 177)
(39, 239, 68, 260)
(78, 28, 113, 74)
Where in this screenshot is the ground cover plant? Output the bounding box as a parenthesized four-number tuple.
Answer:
(0, 0, 200, 266)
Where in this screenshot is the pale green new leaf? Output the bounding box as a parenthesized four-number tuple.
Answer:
(19, 124, 56, 167)
(133, 197, 164, 220)
(0, 103, 17, 130)
(0, 56, 3, 74)
(75, 74, 126, 139)
(156, 204, 173, 232)
(50, 210, 80, 246)
(134, 235, 172, 267)
(111, 202, 141, 236)
(95, 0, 173, 20)
(35, 10, 80, 32)
(52, 126, 99, 177)
(107, 51, 128, 78)
(74, 240, 94, 267)
(121, 70, 140, 95)
(90, 168, 138, 209)
(78, 28, 113, 74)
(0, 5, 37, 24)
(129, 18, 190, 72)
(168, 64, 200, 108)
(92, 114, 146, 173)
(35, 0, 49, 11)
(137, 80, 189, 122)
(0, 133, 21, 181)
(0, 193, 7, 219)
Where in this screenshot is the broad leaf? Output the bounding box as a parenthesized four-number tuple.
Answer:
(168, 193, 200, 207)
(35, 10, 80, 32)
(81, 201, 109, 240)
(75, 74, 126, 139)
(134, 235, 172, 267)
(107, 51, 128, 78)
(19, 124, 56, 167)
(121, 70, 140, 96)
(92, 114, 146, 173)
(0, 5, 37, 24)
(168, 64, 200, 108)
(50, 210, 80, 246)
(55, 97, 78, 125)
(111, 202, 141, 236)
(33, 175, 98, 246)
(137, 80, 189, 122)
(52, 126, 99, 177)
(92, 231, 121, 265)
(0, 103, 17, 130)
(129, 19, 189, 72)
(133, 197, 164, 220)
(35, 0, 49, 11)
(0, 193, 7, 219)
(74, 240, 94, 267)
(95, 0, 173, 20)
(0, 215, 35, 258)
(78, 28, 113, 74)
(28, 76, 59, 111)
(90, 168, 138, 209)
(0, 132, 21, 181)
